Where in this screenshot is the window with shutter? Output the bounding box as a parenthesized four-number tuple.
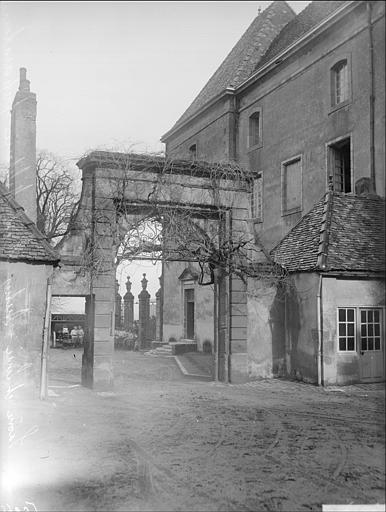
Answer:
(282, 157, 302, 215)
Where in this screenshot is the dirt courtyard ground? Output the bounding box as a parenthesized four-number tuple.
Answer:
(1, 348, 385, 512)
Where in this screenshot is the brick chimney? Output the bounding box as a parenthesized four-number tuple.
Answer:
(9, 67, 37, 223)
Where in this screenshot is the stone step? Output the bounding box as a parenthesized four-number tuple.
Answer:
(144, 343, 174, 357)
(155, 347, 173, 354)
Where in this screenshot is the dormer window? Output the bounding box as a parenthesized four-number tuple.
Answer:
(248, 111, 261, 148)
(331, 59, 349, 106)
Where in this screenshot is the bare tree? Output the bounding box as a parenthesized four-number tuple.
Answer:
(36, 151, 80, 244)
(75, 149, 288, 292)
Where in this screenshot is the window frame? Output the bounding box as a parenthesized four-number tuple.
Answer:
(359, 308, 382, 352)
(326, 134, 353, 194)
(329, 55, 352, 113)
(251, 171, 263, 222)
(336, 307, 384, 354)
(281, 154, 303, 216)
(337, 307, 357, 352)
(189, 143, 197, 161)
(248, 109, 263, 150)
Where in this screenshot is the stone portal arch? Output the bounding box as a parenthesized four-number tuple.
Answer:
(52, 152, 252, 389)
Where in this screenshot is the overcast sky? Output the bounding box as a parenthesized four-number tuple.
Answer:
(0, 0, 311, 299)
(1, 1, 310, 160)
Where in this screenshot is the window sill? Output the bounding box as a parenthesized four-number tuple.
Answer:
(247, 142, 263, 152)
(329, 100, 351, 115)
(281, 207, 302, 217)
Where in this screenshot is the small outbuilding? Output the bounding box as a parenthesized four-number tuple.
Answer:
(272, 191, 385, 385)
(0, 183, 59, 397)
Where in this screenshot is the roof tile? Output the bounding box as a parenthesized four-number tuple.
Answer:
(271, 193, 385, 273)
(167, 1, 295, 133)
(0, 183, 59, 264)
(257, 1, 347, 68)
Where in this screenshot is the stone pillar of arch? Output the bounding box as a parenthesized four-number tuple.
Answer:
(89, 176, 117, 391)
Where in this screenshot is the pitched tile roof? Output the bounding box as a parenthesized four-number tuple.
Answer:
(0, 183, 59, 264)
(257, 1, 347, 69)
(164, 1, 351, 137)
(166, 1, 295, 133)
(271, 193, 385, 273)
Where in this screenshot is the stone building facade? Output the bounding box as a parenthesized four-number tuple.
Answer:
(161, 1, 385, 384)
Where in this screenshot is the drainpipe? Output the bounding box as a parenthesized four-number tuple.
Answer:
(227, 91, 238, 162)
(316, 274, 323, 387)
(367, 1, 376, 193)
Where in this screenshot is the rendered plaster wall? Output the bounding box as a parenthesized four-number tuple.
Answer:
(285, 273, 319, 384)
(194, 282, 214, 351)
(162, 261, 186, 343)
(322, 276, 385, 385)
(247, 273, 319, 384)
(52, 265, 90, 296)
(0, 261, 53, 398)
(162, 261, 214, 351)
(247, 279, 285, 380)
(373, 5, 386, 196)
(238, 1, 385, 251)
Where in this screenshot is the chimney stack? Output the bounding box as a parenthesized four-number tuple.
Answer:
(9, 67, 37, 223)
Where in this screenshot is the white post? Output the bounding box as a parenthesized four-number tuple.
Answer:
(40, 277, 52, 400)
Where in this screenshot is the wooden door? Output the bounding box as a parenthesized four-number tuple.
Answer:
(359, 308, 384, 382)
(184, 289, 195, 340)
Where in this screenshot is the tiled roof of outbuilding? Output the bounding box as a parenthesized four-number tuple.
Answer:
(0, 183, 59, 264)
(257, 1, 348, 68)
(271, 193, 385, 273)
(166, 1, 295, 133)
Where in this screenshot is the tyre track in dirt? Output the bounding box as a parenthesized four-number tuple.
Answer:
(139, 388, 384, 509)
(123, 437, 254, 511)
(104, 377, 385, 511)
(267, 413, 381, 505)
